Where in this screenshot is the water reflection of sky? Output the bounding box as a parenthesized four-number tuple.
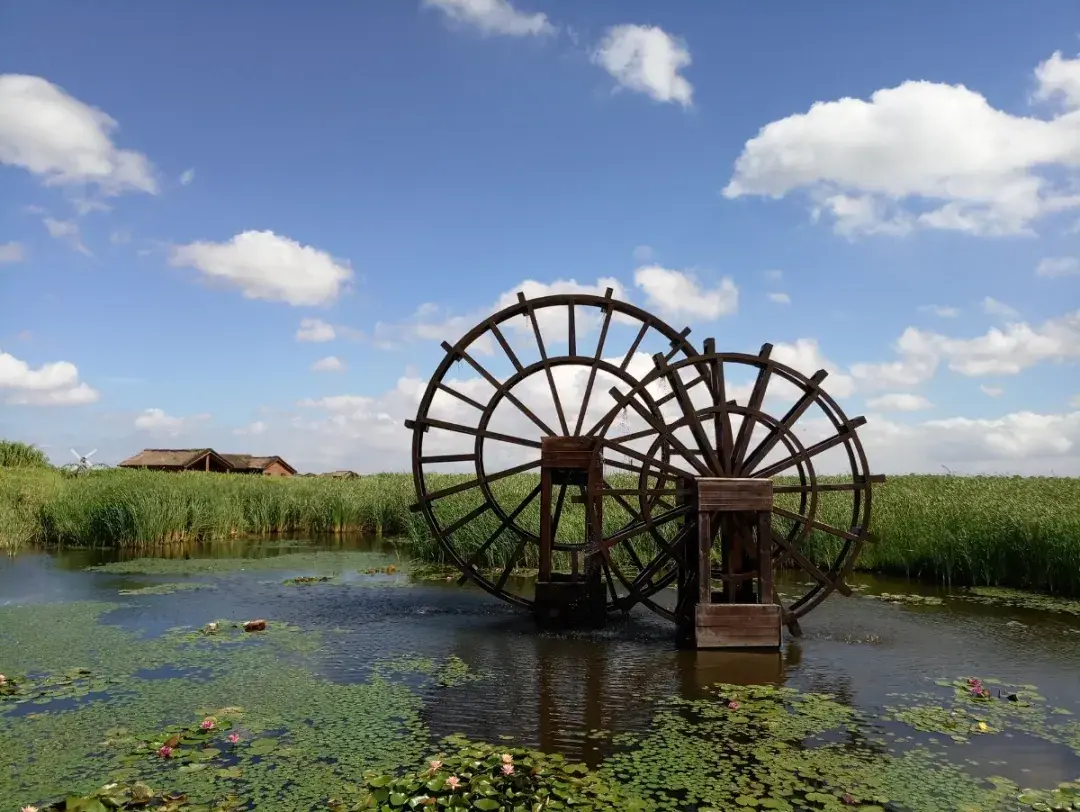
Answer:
(3, 538, 1080, 785)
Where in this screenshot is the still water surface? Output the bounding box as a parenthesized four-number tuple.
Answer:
(3, 534, 1080, 801)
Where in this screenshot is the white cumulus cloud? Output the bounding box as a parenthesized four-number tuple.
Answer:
(722, 50, 1080, 237)
(0, 350, 99, 405)
(134, 408, 210, 437)
(592, 25, 693, 107)
(0, 242, 24, 263)
(866, 393, 932, 412)
(633, 265, 737, 320)
(296, 318, 336, 342)
(169, 230, 353, 306)
(422, 0, 553, 37)
(0, 74, 157, 195)
(312, 356, 346, 373)
(1036, 256, 1080, 278)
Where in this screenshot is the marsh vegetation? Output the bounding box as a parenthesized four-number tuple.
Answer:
(2, 458, 1079, 597)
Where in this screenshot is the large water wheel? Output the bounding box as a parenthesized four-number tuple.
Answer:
(404, 290, 884, 640)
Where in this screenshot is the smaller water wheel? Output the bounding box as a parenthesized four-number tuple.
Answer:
(588, 341, 885, 641)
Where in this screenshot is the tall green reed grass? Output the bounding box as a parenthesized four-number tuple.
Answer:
(1, 467, 1078, 597)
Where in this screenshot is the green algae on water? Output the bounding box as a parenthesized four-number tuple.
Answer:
(85, 549, 404, 577)
(118, 582, 218, 596)
(955, 586, 1080, 616)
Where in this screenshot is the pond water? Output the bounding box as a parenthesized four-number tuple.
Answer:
(2, 534, 1080, 811)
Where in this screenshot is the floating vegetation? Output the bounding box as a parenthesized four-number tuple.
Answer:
(283, 575, 332, 585)
(86, 550, 401, 577)
(601, 681, 1080, 811)
(373, 655, 486, 688)
(5, 595, 1080, 811)
(350, 735, 648, 811)
(863, 592, 944, 606)
(884, 676, 1080, 752)
(0, 667, 121, 710)
(954, 586, 1080, 617)
(118, 582, 217, 596)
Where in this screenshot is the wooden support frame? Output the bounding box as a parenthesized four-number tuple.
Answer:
(683, 477, 782, 650)
(533, 436, 607, 628)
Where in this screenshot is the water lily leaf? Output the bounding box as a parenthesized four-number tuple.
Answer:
(473, 800, 501, 811)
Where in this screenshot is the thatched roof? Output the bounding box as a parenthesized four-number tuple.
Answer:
(118, 448, 296, 473)
(220, 454, 297, 475)
(118, 448, 221, 468)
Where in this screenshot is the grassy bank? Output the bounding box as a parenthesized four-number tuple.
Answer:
(2, 465, 1079, 597)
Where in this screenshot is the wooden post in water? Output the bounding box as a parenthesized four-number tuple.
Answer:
(682, 477, 781, 650)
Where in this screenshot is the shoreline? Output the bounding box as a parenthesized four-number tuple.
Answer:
(2, 466, 1079, 598)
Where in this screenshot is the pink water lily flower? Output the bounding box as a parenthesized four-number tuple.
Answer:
(727, 700, 741, 710)
(227, 733, 240, 744)
(200, 718, 216, 730)
(21, 806, 38, 812)
(428, 759, 443, 774)
(158, 745, 174, 758)
(501, 763, 514, 776)
(0, 674, 7, 685)
(500, 753, 513, 764)
(446, 776, 461, 791)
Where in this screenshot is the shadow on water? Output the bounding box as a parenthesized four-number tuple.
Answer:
(3, 532, 1080, 790)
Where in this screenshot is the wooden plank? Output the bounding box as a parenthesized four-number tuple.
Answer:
(541, 452, 595, 469)
(695, 627, 781, 649)
(693, 603, 782, 648)
(697, 477, 773, 511)
(541, 436, 600, 453)
(695, 604, 781, 617)
(539, 467, 553, 581)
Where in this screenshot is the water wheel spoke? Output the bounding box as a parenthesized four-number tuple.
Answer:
(598, 479, 661, 572)
(487, 320, 525, 374)
(411, 458, 542, 508)
(441, 340, 557, 437)
(457, 483, 541, 585)
(551, 482, 568, 541)
(572, 290, 615, 435)
(619, 321, 650, 372)
(654, 371, 707, 408)
(741, 369, 828, 476)
(703, 338, 734, 475)
(608, 386, 712, 477)
(600, 434, 698, 481)
(494, 534, 531, 592)
(597, 552, 624, 609)
(517, 292, 571, 435)
(406, 416, 542, 450)
(770, 527, 852, 597)
(626, 524, 691, 594)
(772, 506, 864, 545)
(746, 416, 868, 480)
(773, 475, 885, 495)
(436, 383, 488, 412)
(601, 502, 692, 550)
(583, 364, 666, 437)
(441, 501, 493, 537)
(654, 353, 724, 476)
(731, 344, 773, 474)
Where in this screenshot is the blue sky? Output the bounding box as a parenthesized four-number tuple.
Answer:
(1, 0, 1079, 475)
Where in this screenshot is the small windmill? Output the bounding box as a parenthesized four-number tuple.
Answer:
(63, 447, 106, 475)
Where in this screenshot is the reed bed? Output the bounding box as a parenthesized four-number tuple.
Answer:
(1, 466, 1078, 597)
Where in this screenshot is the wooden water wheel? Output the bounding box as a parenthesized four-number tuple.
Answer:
(588, 343, 885, 635)
(404, 289, 714, 617)
(405, 290, 884, 639)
